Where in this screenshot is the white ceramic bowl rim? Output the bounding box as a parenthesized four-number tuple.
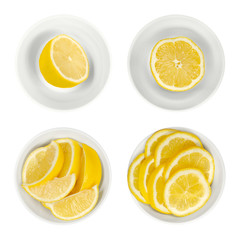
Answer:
(128, 15, 225, 110)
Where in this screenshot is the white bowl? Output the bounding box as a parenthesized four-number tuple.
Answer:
(16, 128, 111, 223)
(128, 15, 225, 110)
(16, 15, 110, 110)
(128, 127, 225, 223)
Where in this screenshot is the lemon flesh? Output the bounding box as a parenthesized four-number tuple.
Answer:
(46, 185, 99, 221)
(56, 138, 82, 179)
(39, 34, 89, 88)
(154, 132, 202, 167)
(145, 129, 177, 159)
(22, 141, 64, 187)
(23, 174, 76, 203)
(164, 147, 215, 184)
(70, 143, 102, 194)
(150, 37, 205, 92)
(147, 165, 170, 214)
(164, 168, 211, 217)
(138, 156, 155, 203)
(127, 153, 147, 203)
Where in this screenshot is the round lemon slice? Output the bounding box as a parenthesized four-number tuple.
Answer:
(138, 156, 155, 203)
(70, 143, 102, 194)
(145, 129, 177, 158)
(39, 34, 89, 88)
(22, 141, 64, 187)
(45, 185, 99, 221)
(164, 147, 215, 184)
(147, 165, 170, 214)
(150, 37, 205, 92)
(56, 138, 82, 178)
(163, 168, 211, 217)
(154, 132, 202, 167)
(22, 174, 76, 203)
(127, 153, 147, 203)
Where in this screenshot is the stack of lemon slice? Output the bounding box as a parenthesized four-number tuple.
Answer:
(22, 138, 102, 221)
(128, 129, 214, 217)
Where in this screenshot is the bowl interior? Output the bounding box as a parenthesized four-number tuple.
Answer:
(17, 15, 110, 109)
(129, 127, 225, 223)
(16, 128, 111, 223)
(128, 15, 225, 110)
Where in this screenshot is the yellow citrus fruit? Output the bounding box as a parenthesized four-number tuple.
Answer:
(70, 143, 102, 194)
(150, 37, 205, 92)
(39, 34, 89, 88)
(147, 165, 170, 214)
(154, 132, 202, 167)
(138, 156, 155, 203)
(164, 147, 215, 184)
(45, 185, 99, 221)
(144, 129, 177, 158)
(22, 174, 76, 203)
(163, 168, 211, 217)
(22, 141, 64, 187)
(127, 153, 147, 203)
(56, 138, 82, 178)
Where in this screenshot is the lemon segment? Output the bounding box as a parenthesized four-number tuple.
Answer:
(127, 153, 147, 203)
(163, 168, 211, 217)
(56, 138, 82, 178)
(150, 37, 205, 92)
(70, 143, 102, 194)
(164, 147, 215, 184)
(147, 165, 170, 214)
(145, 129, 177, 158)
(139, 156, 155, 203)
(22, 141, 64, 187)
(154, 132, 202, 167)
(46, 185, 99, 221)
(39, 34, 89, 88)
(22, 174, 76, 203)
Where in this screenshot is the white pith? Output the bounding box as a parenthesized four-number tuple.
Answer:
(50, 35, 89, 82)
(155, 132, 202, 166)
(164, 169, 210, 216)
(151, 37, 205, 91)
(164, 147, 214, 183)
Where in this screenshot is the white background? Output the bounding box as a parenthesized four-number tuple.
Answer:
(0, 0, 237, 239)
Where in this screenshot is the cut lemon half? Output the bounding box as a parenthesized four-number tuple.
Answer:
(147, 165, 170, 214)
(70, 143, 102, 194)
(164, 147, 215, 184)
(145, 129, 177, 158)
(150, 37, 205, 92)
(39, 34, 89, 88)
(56, 138, 82, 178)
(163, 168, 211, 217)
(22, 141, 64, 187)
(154, 132, 202, 167)
(22, 174, 76, 203)
(139, 156, 155, 203)
(127, 153, 147, 203)
(45, 185, 99, 221)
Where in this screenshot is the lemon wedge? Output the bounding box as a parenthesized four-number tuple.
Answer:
(22, 141, 64, 187)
